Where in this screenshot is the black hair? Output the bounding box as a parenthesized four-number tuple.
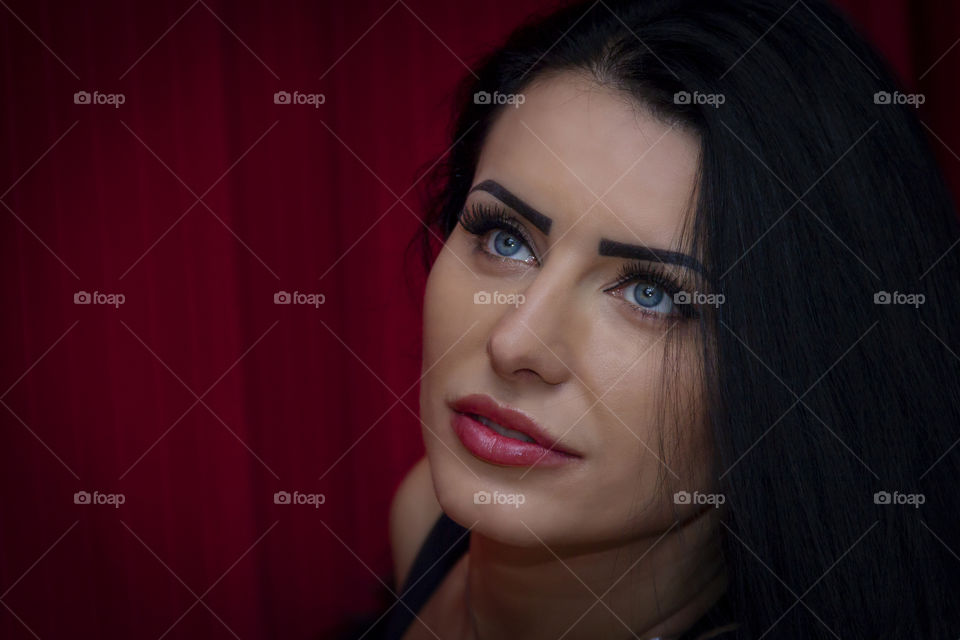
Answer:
(407, 0, 960, 636)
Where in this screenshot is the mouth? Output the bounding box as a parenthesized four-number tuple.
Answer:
(467, 412, 538, 443)
(447, 394, 581, 467)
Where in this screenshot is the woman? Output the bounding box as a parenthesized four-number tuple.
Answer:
(351, 0, 960, 637)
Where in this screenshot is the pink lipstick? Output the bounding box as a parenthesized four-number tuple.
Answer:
(449, 394, 581, 467)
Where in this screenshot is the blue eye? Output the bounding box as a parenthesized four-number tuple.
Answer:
(459, 202, 539, 265)
(494, 230, 522, 256)
(622, 281, 675, 315)
(484, 229, 536, 263)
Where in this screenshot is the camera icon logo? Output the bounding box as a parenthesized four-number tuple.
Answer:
(474, 291, 492, 304)
(274, 291, 291, 304)
(274, 91, 291, 104)
(874, 291, 891, 304)
(673, 291, 691, 305)
(473, 490, 491, 504)
(673, 490, 691, 504)
(873, 491, 891, 504)
(74, 91, 91, 104)
(274, 491, 291, 504)
(74, 491, 91, 504)
(473, 91, 491, 105)
(673, 91, 691, 105)
(74, 291, 91, 304)
(873, 91, 891, 104)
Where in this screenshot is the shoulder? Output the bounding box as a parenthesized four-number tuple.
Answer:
(389, 455, 444, 589)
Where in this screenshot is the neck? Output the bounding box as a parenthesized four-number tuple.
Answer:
(464, 507, 727, 640)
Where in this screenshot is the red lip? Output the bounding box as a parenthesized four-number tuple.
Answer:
(448, 393, 581, 458)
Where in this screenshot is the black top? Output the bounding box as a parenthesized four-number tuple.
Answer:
(346, 512, 740, 640)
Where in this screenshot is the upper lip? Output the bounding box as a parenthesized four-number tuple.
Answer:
(448, 393, 580, 456)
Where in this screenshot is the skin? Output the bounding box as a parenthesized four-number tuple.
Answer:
(414, 70, 729, 640)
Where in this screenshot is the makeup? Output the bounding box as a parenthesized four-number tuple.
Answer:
(449, 394, 581, 467)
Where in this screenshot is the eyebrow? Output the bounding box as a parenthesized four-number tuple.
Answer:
(598, 239, 707, 277)
(469, 179, 553, 234)
(469, 179, 707, 278)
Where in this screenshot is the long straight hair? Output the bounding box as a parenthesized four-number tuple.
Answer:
(410, 0, 960, 636)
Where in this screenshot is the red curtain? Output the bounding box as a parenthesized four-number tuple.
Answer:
(1, 1, 957, 638)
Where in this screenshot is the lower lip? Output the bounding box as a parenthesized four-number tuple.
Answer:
(451, 411, 580, 467)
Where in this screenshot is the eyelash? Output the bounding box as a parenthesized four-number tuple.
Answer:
(458, 202, 539, 262)
(457, 202, 697, 321)
(607, 261, 697, 320)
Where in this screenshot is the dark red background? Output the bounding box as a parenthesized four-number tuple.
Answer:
(1, 1, 958, 638)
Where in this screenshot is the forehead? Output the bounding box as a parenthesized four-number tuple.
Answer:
(473, 71, 701, 250)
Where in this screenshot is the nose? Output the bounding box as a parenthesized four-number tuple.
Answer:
(485, 265, 578, 386)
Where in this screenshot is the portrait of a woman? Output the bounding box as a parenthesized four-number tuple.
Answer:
(365, 0, 960, 638)
(1, 0, 958, 638)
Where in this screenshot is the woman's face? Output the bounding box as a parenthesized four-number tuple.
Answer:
(420, 71, 714, 547)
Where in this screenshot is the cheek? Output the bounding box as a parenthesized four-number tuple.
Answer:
(420, 238, 486, 441)
(586, 328, 712, 509)
(422, 242, 474, 368)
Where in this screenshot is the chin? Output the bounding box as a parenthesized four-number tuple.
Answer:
(446, 500, 552, 547)
(432, 471, 584, 548)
